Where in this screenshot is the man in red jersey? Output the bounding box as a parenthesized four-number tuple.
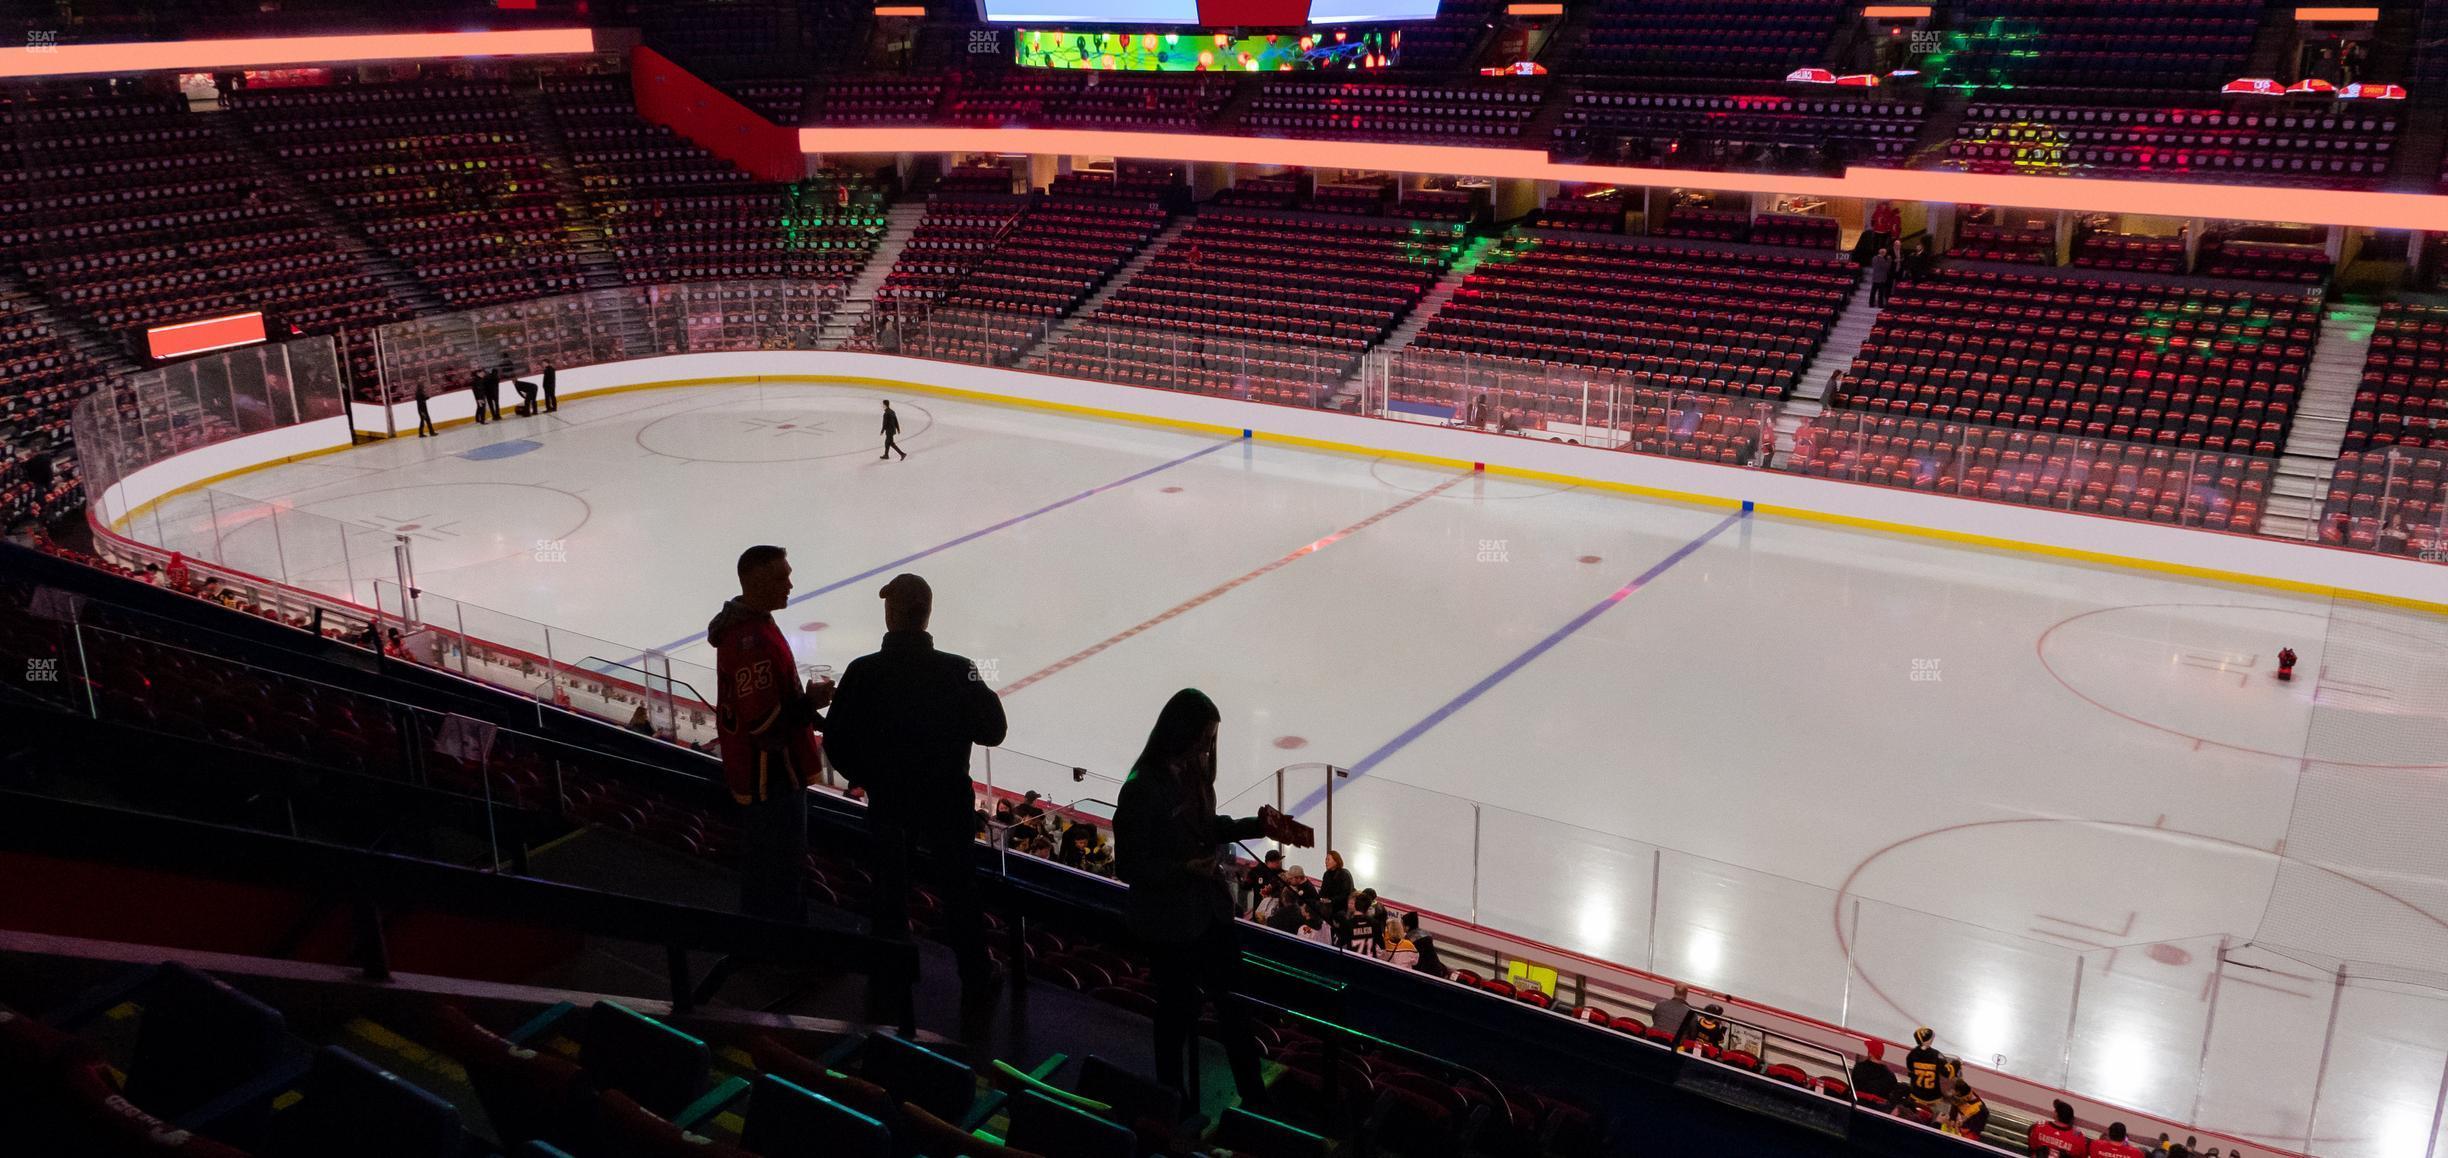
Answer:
(710, 545, 830, 922)
(2090, 1121, 2150, 1158)
(2028, 1100, 2090, 1156)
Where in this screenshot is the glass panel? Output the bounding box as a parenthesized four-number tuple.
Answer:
(1853, 898, 2081, 1085)
(1652, 849, 1845, 1024)
(2314, 970, 2448, 1158)
(1472, 804, 1655, 967)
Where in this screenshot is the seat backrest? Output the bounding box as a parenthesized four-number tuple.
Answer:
(1005, 1089, 1133, 1158)
(580, 1002, 709, 1121)
(739, 1074, 890, 1158)
(862, 1033, 977, 1125)
(426, 1005, 590, 1150)
(1074, 1054, 1182, 1130)
(262, 1045, 462, 1158)
(898, 1100, 1046, 1158)
(1215, 1106, 1331, 1158)
(126, 962, 288, 1120)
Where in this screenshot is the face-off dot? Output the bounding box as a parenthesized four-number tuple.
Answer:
(1274, 735, 1308, 750)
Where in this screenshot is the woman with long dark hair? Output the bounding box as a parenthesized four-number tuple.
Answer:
(1113, 689, 1311, 1104)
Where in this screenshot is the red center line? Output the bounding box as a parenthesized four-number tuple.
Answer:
(999, 474, 1470, 697)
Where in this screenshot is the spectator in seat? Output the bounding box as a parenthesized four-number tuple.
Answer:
(1239, 848, 1284, 913)
(2091, 1122, 2149, 1158)
(1651, 984, 1694, 1045)
(825, 572, 1008, 1025)
(1686, 1004, 1727, 1050)
(1904, 1026, 1950, 1110)
(1343, 887, 1386, 950)
(1055, 820, 1100, 869)
(1850, 1040, 1903, 1106)
(1320, 850, 1354, 944)
(627, 705, 654, 734)
(1113, 687, 1311, 1106)
(1378, 918, 1419, 969)
(1281, 864, 1319, 912)
(1412, 930, 1449, 978)
(2026, 1096, 2085, 1150)
(1267, 897, 1311, 936)
(1945, 1079, 1988, 1139)
(1251, 882, 1283, 925)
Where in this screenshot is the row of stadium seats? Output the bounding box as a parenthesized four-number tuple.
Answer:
(547, 75, 886, 290)
(228, 81, 580, 310)
(1833, 267, 2318, 455)
(1031, 213, 1462, 399)
(1947, 100, 2398, 189)
(1555, 89, 1922, 172)
(1, 88, 416, 385)
(895, 187, 1173, 364)
(1411, 235, 1856, 402)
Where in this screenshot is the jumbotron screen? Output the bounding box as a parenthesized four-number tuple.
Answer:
(1015, 26, 1399, 70)
(978, 0, 1441, 25)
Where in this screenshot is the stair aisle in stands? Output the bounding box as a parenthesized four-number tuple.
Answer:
(1014, 214, 1194, 367)
(2262, 300, 2378, 539)
(518, 90, 638, 297)
(207, 112, 444, 316)
(822, 198, 931, 348)
(0, 268, 141, 379)
(1774, 279, 1882, 462)
(1337, 234, 1495, 409)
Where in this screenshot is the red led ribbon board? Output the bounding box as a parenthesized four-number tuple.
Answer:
(147, 312, 265, 360)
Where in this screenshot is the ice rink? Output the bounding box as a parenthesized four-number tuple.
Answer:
(141, 380, 2448, 1156)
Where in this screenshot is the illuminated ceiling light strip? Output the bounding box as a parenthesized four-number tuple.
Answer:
(1863, 5, 1934, 17)
(873, 5, 928, 15)
(2294, 6, 2378, 20)
(0, 28, 599, 79)
(1506, 4, 1567, 15)
(798, 125, 2448, 232)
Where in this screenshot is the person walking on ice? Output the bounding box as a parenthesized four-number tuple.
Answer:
(880, 399, 908, 460)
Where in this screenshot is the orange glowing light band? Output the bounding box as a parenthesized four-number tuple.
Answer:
(874, 5, 928, 15)
(1506, 4, 1567, 15)
(2294, 7, 2378, 20)
(799, 126, 2448, 232)
(1862, 5, 1934, 17)
(0, 28, 600, 79)
(146, 312, 266, 360)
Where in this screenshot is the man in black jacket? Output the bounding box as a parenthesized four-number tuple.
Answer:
(879, 399, 907, 461)
(823, 573, 1005, 1019)
(540, 364, 557, 413)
